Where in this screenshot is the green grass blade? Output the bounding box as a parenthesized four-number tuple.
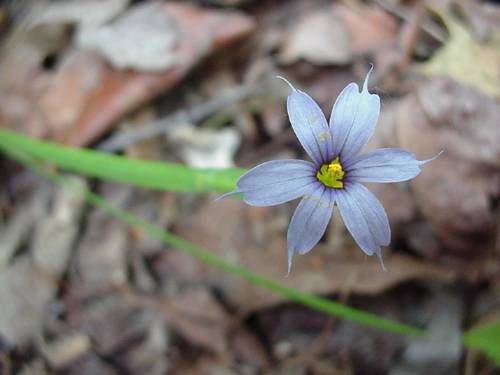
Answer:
(0, 129, 244, 193)
(463, 321, 500, 365)
(0, 141, 426, 338)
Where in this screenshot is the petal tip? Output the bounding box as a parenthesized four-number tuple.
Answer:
(420, 149, 445, 165)
(286, 255, 293, 276)
(276, 75, 297, 93)
(376, 248, 387, 272)
(213, 190, 240, 203)
(362, 64, 374, 93)
(287, 244, 296, 276)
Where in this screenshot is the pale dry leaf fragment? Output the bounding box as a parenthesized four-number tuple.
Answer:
(172, 197, 456, 315)
(77, 2, 179, 72)
(419, 12, 500, 98)
(37, 50, 104, 138)
(0, 194, 43, 267)
(32, 176, 87, 277)
(38, 333, 92, 370)
(391, 289, 463, 374)
(167, 286, 231, 355)
(334, 3, 398, 56)
(280, 10, 351, 65)
(0, 259, 54, 346)
(61, 2, 255, 146)
(169, 123, 241, 168)
(397, 91, 498, 256)
(30, 0, 130, 28)
(416, 77, 500, 167)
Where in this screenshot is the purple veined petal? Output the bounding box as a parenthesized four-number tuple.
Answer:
(345, 148, 442, 183)
(233, 159, 318, 207)
(287, 185, 334, 274)
(335, 183, 390, 257)
(329, 68, 380, 165)
(278, 76, 332, 165)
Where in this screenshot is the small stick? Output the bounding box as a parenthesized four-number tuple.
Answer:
(98, 82, 269, 152)
(372, 0, 447, 44)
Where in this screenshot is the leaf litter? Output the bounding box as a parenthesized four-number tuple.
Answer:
(0, 0, 499, 373)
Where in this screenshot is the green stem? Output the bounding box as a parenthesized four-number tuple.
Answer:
(0, 141, 426, 337)
(0, 129, 244, 193)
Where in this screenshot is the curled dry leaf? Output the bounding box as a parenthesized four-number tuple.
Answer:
(415, 77, 500, 167)
(280, 9, 351, 65)
(334, 3, 398, 56)
(419, 13, 500, 99)
(31, 0, 129, 28)
(76, 2, 180, 72)
(36, 50, 105, 138)
(0, 6, 71, 137)
(165, 198, 456, 315)
(163, 287, 231, 356)
(0, 178, 86, 346)
(397, 78, 500, 257)
(280, 3, 397, 66)
(39, 333, 92, 370)
(60, 2, 255, 146)
(74, 187, 129, 290)
(392, 288, 463, 374)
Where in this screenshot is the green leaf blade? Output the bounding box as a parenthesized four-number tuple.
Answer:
(0, 133, 427, 338)
(0, 129, 245, 193)
(463, 321, 500, 365)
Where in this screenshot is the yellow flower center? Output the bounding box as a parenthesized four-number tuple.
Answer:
(316, 157, 345, 188)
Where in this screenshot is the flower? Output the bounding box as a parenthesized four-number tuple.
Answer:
(223, 68, 439, 274)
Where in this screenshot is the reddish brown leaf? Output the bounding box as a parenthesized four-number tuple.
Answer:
(60, 3, 255, 146)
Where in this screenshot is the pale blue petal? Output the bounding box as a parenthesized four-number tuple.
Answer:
(287, 186, 334, 274)
(280, 77, 331, 165)
(346, 148, 428, 183)
(329, 68, 380, 164)
(234, 159, 317, 207)
(335, 183, 390, 256)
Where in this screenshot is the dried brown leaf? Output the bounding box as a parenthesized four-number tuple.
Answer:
(60, 3, 255, 146)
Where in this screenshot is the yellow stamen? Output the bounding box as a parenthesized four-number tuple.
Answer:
(316, 157, 345, 188)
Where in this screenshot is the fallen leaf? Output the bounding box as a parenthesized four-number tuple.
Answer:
(335, 3, 398, 56)
(19, 359, 49, 375)
(36, 50, 104, 138)
(165, 286, 231, 356)
(415, 77, 500, 167)
(0, 5, 71, 137)
(76, 295, 148, 356)
(31, 0, 129, 28)
(418, 12, 500, 98)
(114, 310, 170, 374)
(393, 288, 463, 374)
(397, 80, 500, 257)
(76, 2, 180, 72)
(74, 195, 129, 290)
(279, 9, 351, 65)
(65, 354, 116, 375)
(160, 198, 456, 315)
(0, 193, 43, 267)
(0, 178, 86, 346)
(169, 123, 241, 168)
(32, 177, 87, 277)
(230, 326, 269, 368)
(39, 333, 92, 370)
(279, 3, 398, 65)
(60, 3, 255, 146)
(0, 258, 56, 346)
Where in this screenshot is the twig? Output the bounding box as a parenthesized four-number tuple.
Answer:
(372, 0, 447, 44)
(97, 82, 269, 153)
(398, 4, 424, 72)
